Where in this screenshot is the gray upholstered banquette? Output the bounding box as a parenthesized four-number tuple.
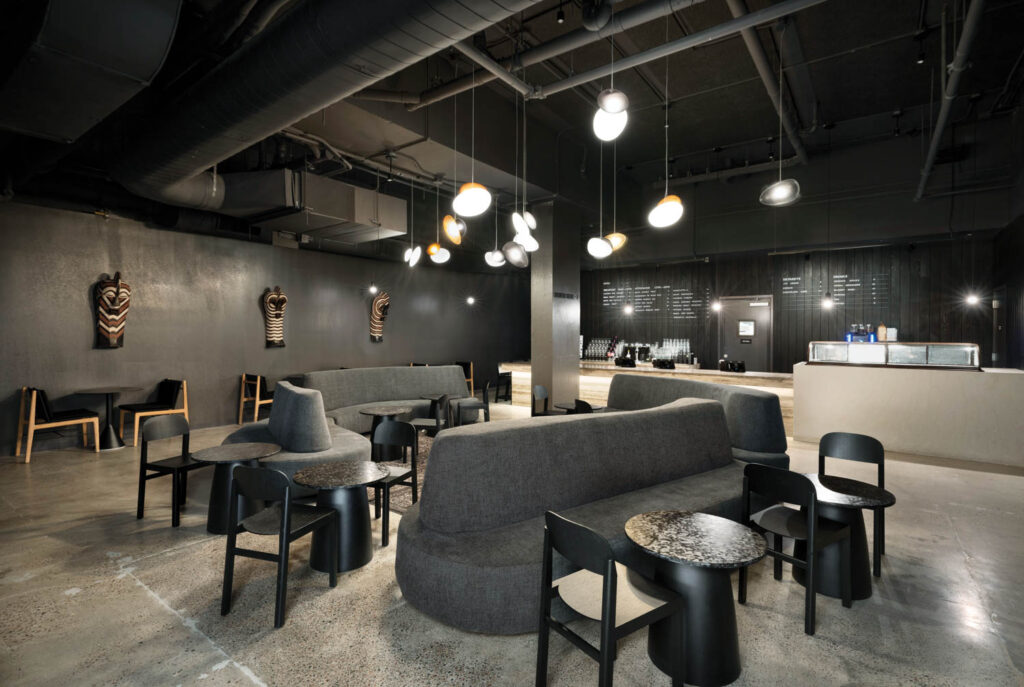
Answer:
(395, 398, 746, 635)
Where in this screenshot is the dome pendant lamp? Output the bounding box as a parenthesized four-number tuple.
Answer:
(510, 90, 538, 251)
(603, 141, 626, 252)
(484, 203, 506, 267)
(593, 31, 628, 142)
(429, 185, 451, 264)
(452, 70, 491, 217)
(759, 33, 800, 208)
(404, 183, 421, 267)
(648, 20, 684, 228)
(588, 142, 613, 259)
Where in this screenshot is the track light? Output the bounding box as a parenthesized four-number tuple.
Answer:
(557, 6, 565, 23)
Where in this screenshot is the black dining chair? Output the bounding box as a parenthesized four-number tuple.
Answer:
(119, 379, 189, 446)
(137, 415, 208, 528)
(411, 393, 451, 437)
(221, 466, 338, 629)
(371, 421, 418, 547)
(738, 463, 852, 635)
(454, 380, 491, 426)
(495, 371, 512, 402)
(531, 385, 565, 417)
(537, 511, 685, 687)
(819, 431, 887, 578)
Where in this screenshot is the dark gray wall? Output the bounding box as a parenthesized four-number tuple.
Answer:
(995, 218, 1024, 369)
(0, 201, 530, 454)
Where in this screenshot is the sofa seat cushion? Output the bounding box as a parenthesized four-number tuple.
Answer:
(395, 462, 745, 635)
(223, 422, 370, 483)
(326, 399, 432, 433)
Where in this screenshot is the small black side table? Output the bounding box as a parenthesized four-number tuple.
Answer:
(554, 402, 606, 413)
(626, 510, 766, 687)
(192, 442, 280, 534)
(359, 406, 411, 461)
(294, 461, 388, 573)
(75, 386, 142, 450)
(793, 473, 895, 601)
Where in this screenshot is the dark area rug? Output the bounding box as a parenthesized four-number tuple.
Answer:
(366, 433, 432, 514)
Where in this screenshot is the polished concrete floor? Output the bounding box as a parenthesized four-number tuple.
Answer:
(2, 405, 1022, 686)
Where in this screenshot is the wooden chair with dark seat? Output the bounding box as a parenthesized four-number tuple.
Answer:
(137, 415, 208, 528)
(237, 374, 274, 424)
(454, 360, 474, 394)
(411, 393, 451, 437)
(14, 387, 99, 463)
(118, 379, 189, 447)
(454, 380, 491, 426)
(738, 463, 852, 635)
(819, 431, 887, 577)
(531, 385, 565, 417)
(221, 466, 338, 629)
(537, 511, 685, 687)
(371, 420, 418, 547)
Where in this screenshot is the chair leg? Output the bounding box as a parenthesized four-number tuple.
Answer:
(221, 530, 237, 616)
(738, 565, 748, 604)
(81, 424, 87, 446)
(841, 536, 853, 608)
(14, 390, 26, 458)
(137, 465, 147, 520)
(598, 625, 615, 687)
(274, 534, 290, 628)
(119, 410, 126, 440)
(773, 533, 783, 580)
(92, 419, 100, 453)
(381, 484, 390, 547)
(328, 516, 339, 588)
(133, 414, 141, 448)
(805, 549, 817, 636)
(179, 471, 188, 505)
(879, 509, 885, 556)
(171, 469, 181, 528)
(238, 378, 245, 425)
(411, 449, 418, 504)
(374, 486, 381, 519)
(873, 508, 883, 577)
(24, 427, 34, 464)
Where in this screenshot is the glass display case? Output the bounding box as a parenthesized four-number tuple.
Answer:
(807, 341, 980, 369)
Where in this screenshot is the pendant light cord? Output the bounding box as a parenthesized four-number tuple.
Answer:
(409, 180, 414, 248)
(471, 69, 476, 182)
(453, 64, 458, 208)
(514, 86, 519, 212)
(494, 202, 499, 249)
(435, 184, 440, 243)
(663, 16, 670, 197)
(598, 143, 603, 238)
(523, 90, 528, 211)
(613, 141, 617, 231)
(777, 32, 784, 182)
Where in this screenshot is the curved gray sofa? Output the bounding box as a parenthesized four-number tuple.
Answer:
(395, 398, 745, 635)
(301, 365, 475, 432)
(222, 382, 370, 488)
(605, 373, 789, 468)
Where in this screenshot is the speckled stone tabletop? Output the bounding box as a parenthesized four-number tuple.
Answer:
(293, 461, 388, 489)
(626, 510, 766, 569)
(805, 473, 896, 509)
(192, 442, 281, 463)
(358, 406, 413, 417)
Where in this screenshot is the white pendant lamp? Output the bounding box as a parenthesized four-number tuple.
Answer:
(593, 34, 629, 142)
(588, 142, 613, 259)
(429, 186, 451, 263)
(648, 19, 684, 228)
(587, 236, 613, 258)
(404, 245, 422, 266)
(510, 91, 539, 251)
(604, 232, 627, 250)
(485, 204, 506, 267)
(523, 210, 537, 230)
(513, 231, 540, 252)
(759, 33, 800, 208)
(502, 240, 529, 268)
(511, 211, 529, 234)
(405, 182, 420, 267)
(452, 70, 491, 217)
(442, 214, 466, 245)
(593, 107, 628, 142)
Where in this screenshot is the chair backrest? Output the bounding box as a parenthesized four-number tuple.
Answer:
(574, 399, 593, 414)
(454, 361, 472, 377)
(232, 465, 291, 503)
(155, 379, 183, 407)
(266, 382, 332, 452)
(141, 415, 190, 463)
(436, 394, 451, 427)
(818, 432, 884, 486)
(243, 373, 270, 396)
(743, 463, 816, 511)
(29, 388, 54, 423)
(373, 420, 417, 449)
(545, 511, 615, 576)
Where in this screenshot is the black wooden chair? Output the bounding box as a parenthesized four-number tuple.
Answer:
(14, 387, 99, 463)
(495, 371, 512, 402)
(537, 511, 685, 687)
(411, 393, 451, 437)
(119, 379, 189, 447)
(137, 415, 208, 528)
(221, 466, 338, 629)
(819, 431, 887, 577)
(738, 463, 852, 635)
(237, 373, 273, 424)
(531, 385, 565, 417)
(454, 380, 491, 426)
(371, 421, 418, 547)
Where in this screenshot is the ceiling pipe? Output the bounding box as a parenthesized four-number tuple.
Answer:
(533, 0, 831, 100)
(914, 0, 986, 202)
(349, 88, 422, 104)
(451, 41, 535, 97)
(724, 0, 809, 164)
(110, 0, 543, 210)
(657, 157, 799, 188)
(406, 0, 707, 112)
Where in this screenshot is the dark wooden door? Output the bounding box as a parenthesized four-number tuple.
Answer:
(718, 296, 772, 371)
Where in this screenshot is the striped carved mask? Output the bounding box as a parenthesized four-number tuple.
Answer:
(370, 291, 390, 343)
(263, 286, 287, 348)
(95, 272, 131, 348)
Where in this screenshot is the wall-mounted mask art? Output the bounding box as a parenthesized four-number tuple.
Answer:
(370, 291, 390, 343)
(94, 272, 131, 348)
(262, 286, 287, 348)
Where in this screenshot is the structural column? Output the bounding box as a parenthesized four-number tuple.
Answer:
(531, 200, 581, 407)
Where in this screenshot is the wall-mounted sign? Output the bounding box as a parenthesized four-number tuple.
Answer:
(738, 320, 755, 336)
(740, 338, 752, 344)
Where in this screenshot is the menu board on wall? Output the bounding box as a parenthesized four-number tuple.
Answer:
(600, 281, 709, 320)
(779, 273, 891, 309)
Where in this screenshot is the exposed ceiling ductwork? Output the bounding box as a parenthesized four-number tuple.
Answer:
(110, 0, 543, 212)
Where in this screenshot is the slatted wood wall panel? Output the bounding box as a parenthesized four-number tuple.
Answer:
(582, 239, 995, 372)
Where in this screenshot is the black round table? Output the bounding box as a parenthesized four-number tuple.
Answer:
(192, 442, 281, 534)
(360, 406, 411, 461)
(554, 402, 606, 412)
(74, 386, 142, 450)
(626, 510, 766, 687)
(294, 461, 388, 573)
(793, 473, 895, 601)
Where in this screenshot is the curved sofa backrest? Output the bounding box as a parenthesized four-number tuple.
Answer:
(302, 366, 468, 411)
(419, 398, 734, 534)
(267, 382, 331, 452)
(607, 374, 787, 454)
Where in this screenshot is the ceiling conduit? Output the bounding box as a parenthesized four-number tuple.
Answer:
(111, 0, 542, 211)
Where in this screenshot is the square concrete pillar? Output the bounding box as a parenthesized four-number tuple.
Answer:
(530, 200, 581, 407)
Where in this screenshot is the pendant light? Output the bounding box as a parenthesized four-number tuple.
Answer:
(821, 129, 833, 309)
(521, 92, 537, 232)
(593, 32, 628, 141)
(502, 240, 529, 268)
(429, 185, 451, 264)
(452, 69, 491, 217)
(404, 182, 421, 267)
(588, 143, 613, 258)
(485, 203, 506, 267)
(648, 19, 684, 228)
(510, 89, 538, 251)
(604, 140, 626, 251)
(759, 34, 800, 207)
